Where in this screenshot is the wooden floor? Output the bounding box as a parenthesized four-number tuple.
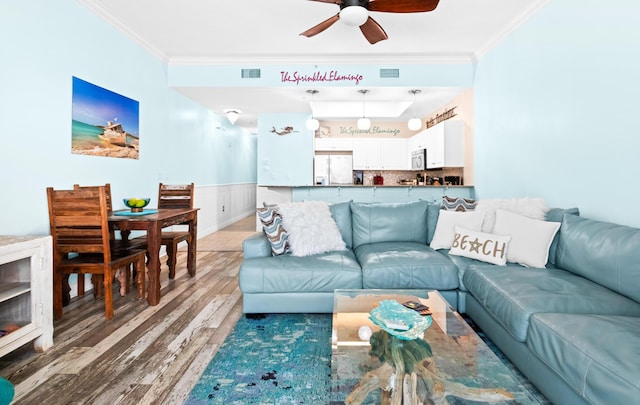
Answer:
(0, 216, 259, 405)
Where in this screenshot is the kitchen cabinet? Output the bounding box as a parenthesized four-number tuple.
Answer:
(352, 139, 381, 170)
(411, 120, 464, 169)
(352, 138, 407, 170)
(379, 139, 408, 170)
(0, 236, 53, 357)
(314, 137, 353, 151)
(408, 129, 429, 152)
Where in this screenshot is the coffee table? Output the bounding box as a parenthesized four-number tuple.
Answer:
(331, 289, 542, 404)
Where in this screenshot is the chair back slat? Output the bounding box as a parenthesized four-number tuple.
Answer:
(158, 183, 194, 209)
(47, 187, 111, 257)
(74, 183, 113, 211)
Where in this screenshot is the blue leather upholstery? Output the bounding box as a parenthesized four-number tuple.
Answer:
(355, 242, 458, 290)
(350, 201, 429, 248)
(528, 314, 640, 404)
(240, 249, 361, 294)
(329, 201, 353, 248)
(464, 265, 640, 342)
(557, 213, 640, 303)
(463, 213, 640, 404)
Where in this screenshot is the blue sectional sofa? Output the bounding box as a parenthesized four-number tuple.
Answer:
(239, 200, 640, 404)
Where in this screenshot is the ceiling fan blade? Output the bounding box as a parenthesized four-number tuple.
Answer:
(300, 14, 341, 37)
(368, 0, 440, 13)
(360, 17, 388, 44)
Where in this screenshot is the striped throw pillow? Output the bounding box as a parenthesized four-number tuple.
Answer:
(257, 207, 291, 256)
(442, 196, 477, 212)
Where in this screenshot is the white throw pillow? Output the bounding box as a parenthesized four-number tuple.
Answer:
(277, 201, 346, 257)
(475, 198, 548, 233)
(450, 226, 511, 265)
(430, 210, 485, 250)
(493, 209, 560, 268)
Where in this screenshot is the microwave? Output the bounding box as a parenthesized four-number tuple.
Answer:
(411, 149, 427, 170)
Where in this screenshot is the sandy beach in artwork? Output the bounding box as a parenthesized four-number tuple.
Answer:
(72, 138, 139, 159)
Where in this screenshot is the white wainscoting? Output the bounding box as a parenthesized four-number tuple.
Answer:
(194, 183, 257, 237)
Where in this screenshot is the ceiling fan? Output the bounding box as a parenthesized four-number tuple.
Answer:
(300, 0, 440, 44)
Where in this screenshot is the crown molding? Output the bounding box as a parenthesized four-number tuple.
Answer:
(474, 0, 550, 60)
(77, 0, 169, 63)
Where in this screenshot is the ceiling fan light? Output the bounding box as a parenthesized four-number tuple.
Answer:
(408, 117, 422, 131)
(357, 117, 371, 130)
(306, 117, 320, 131)
(340, 6, 368, 27)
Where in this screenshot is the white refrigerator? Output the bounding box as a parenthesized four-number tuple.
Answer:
(314, 154, 353, 185)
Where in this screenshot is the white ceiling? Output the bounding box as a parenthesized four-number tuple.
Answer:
(78, 0, 547, 131)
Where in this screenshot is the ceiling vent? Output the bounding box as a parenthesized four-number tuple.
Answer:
(241, 68, 261, 79)
(379, 68, 400, 79)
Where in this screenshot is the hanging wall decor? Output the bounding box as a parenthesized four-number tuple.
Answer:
(71, 77, 140, 159)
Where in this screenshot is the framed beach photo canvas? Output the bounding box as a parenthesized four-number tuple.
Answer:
(71, 76, 140, 159)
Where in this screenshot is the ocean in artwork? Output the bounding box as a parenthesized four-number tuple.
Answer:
(71, 119, 139, 159)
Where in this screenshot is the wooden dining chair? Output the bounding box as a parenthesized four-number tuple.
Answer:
(132, 183, 194, 278)
(47, 186, 147, 320)
(73, 183, 145, 298)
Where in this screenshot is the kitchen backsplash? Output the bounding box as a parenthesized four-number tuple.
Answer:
(360, 167, 465, 186)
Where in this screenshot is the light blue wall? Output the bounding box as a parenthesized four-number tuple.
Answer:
(257, 114, 314, 186)
(474, 0, 640, 228)
(0, 1, 257, 235)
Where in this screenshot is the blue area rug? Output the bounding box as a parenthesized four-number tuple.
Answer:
(186, 314, 331, 404)
(185, 313, 549, 404)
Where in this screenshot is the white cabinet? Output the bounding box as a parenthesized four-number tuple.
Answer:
(352, 139, 381, 170)
(314, 137, 353, 151)
(380, 139, 408, 170)
(411, 120, 464, 169)
(408, 130, 429, 152)
(0, 236, 53, 357)
(353, 138, 407, 170)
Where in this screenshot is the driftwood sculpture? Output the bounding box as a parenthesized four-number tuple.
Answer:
(346, 331, 514, 405)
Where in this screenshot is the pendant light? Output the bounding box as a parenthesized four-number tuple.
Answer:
(306, 89, 320, 131)
(357, 89, 371, 131)
(407, 89, 422, 131)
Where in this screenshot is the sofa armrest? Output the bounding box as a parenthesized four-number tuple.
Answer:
(243, 233, 272, 259)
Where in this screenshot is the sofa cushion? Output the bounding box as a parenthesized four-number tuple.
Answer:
(444, 251, 522, 292)
(544, 207, 579, 266)
(528, 313, 640, 404)
(351, 201, 428, 249)
(441, 196, 477, 212)
(449, 226, 511, 266)
(239, 249, 362, 293)
(256, 207, 291, 255)
(277, 201, 346, 257)
(493, 209, 560, 268)
(430, 210, 485, 250)
(330, 201, 353, 248)
(355, 241, 459, 290)
(557, 214, 640, 303)
(426, 202, 441, 244)
(463, 265, 640, 342)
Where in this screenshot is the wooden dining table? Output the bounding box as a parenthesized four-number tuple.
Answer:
(108, 208, 199, 306)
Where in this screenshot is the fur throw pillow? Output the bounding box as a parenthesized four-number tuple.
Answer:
(277, 201, 346, 257)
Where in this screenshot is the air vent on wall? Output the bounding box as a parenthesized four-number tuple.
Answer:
(379, 68, 400, 79)
(241, 68, 261, 79)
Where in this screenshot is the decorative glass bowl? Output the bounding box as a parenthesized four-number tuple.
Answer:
(369, 300, 432, 340)
(123, 198, 150, 212)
